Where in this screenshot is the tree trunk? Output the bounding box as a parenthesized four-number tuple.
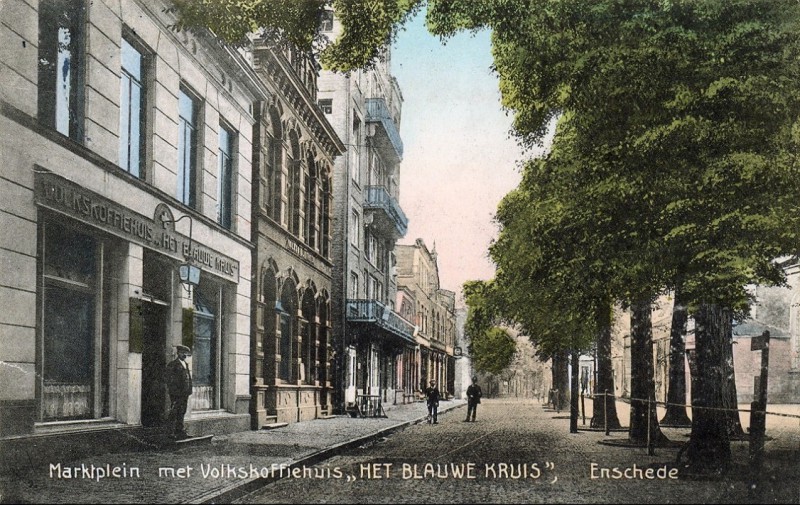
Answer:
(591, 303, 622, 429)
(722, 318, 745, 438)
(570, 350, 580, 433)
(629, 300, 668, 445)
(549, 350, 570, 412)
(685, 304, 731, 475)
(660, 288, 692, 427)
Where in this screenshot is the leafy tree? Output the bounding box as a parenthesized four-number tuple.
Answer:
(463, 280, 517, 376)
(168, 0, 423, 71)
(431, 0, 800, 472)
(470, 327, 517, 376)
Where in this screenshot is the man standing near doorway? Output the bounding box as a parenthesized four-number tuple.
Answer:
(426, 380, 441, 424)
(166, 345, 193, 439)
(465, 376, 482, 422)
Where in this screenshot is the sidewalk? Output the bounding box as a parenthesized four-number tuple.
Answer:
(0, 400, 466, 504)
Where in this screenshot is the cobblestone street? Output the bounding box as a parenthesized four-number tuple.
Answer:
(237, 399, 800, 504)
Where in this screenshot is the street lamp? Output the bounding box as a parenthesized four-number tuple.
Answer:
(161, 213, 200, 291)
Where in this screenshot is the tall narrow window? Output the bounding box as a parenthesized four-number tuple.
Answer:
(350, 116, 361, 184)
(305, 157, 317, 248)
(321, 175, 331, 258)
(349, 272, 359, 299)
(217, 124, 235, 229)
(177, 88, 199, 207)
(119, 37, 146, 177)
(350, 211, 360, 248)
(39, 0, 85, 140)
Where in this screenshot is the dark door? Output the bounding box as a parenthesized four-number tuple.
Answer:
(141, 301, 167, 427)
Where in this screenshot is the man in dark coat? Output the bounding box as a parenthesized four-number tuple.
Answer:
(465, 375, 482, 422)
(166, 345, 193, 439)
(426, 380, 441, 424)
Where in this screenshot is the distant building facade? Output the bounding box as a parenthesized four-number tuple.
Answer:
(317, 9, 414, 413)
(396, 240, 457, 397)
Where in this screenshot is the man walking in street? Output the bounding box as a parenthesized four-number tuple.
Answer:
(465, 375, 482, 422)
(166, 345, 193, 439)
(426, 380, 441, 424)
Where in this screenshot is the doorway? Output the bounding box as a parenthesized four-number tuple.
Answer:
(141, 301, 168, 427)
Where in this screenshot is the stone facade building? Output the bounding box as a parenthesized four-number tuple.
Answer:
(317, 10, 414, 414)
(247, 37, 344, 426)
(396, 240, 457, 397)
(0, 0, 256, 446)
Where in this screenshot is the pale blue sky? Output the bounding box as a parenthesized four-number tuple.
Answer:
(391, 11, 547, 299)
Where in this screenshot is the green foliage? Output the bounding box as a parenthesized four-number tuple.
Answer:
(463, 280, 516, 374)
(167, 0, 423, 71)
(470, 327, 516, 376)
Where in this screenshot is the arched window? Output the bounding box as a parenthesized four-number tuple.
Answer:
(318, 295, 330, 387)
(305, 156, 318, 248)
(288, 132, 302, 235)
(321, 171, 331, 258)
(262, 268, 277, 380)
(265, 107, 283, 222)
(301, 287, 316, 385)
(279, 279, 298, 382)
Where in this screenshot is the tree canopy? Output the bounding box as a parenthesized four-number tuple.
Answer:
(168, 0, 423, 71)
(462, 280, 516, 375)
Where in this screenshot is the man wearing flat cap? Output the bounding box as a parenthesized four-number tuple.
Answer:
(166, 345, 192, 439)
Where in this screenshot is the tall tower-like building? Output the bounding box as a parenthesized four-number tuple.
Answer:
(317, 9, 414, 413)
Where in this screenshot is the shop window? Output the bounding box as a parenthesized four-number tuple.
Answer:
(41, 222, 107, 421)
(192, 287, 221, 410)
(38, 0, 85, 140)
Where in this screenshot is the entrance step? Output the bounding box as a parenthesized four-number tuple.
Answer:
(175, 434, 213, 446)
(261, 422, 289, 430)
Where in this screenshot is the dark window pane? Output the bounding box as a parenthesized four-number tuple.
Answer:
(118, 73, 131, 169)
(44, 225, 96, 284)
(218, 125, 234, 228)
(38, 0, 84, 140)
(178, 89, 198, 207)
(193, 315, 214, 386)
(44, 285, 95, 383)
